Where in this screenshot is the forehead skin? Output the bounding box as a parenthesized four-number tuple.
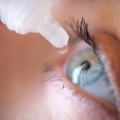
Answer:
(52, 0, 120, 115)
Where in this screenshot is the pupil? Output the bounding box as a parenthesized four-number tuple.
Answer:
(80, 61, 91, 70)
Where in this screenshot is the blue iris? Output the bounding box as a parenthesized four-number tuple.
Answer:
(67, 49, 104, 87)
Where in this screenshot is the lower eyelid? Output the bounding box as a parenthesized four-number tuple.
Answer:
(49, 68, 118, 120)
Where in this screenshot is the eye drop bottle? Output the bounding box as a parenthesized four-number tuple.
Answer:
(0, 0, 69, 49)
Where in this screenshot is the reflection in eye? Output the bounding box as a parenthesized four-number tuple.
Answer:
(66, 48, 116, 105)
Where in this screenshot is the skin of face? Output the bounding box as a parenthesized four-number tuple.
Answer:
(0, 0, 120, 120)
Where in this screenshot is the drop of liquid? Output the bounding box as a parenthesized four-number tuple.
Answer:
(55, 45, 68, 54)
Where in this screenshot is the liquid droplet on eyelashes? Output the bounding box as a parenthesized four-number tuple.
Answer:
(55, 45, 68, 54)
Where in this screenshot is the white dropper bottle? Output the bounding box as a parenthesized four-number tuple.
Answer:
(0, 0, 69, 51)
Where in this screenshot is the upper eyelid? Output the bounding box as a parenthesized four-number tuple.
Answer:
(65, 17, 98, 52)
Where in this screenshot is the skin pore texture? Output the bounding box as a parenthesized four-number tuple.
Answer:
(0, 0, 120, 120)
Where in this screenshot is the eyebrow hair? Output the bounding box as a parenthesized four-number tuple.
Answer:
(66, 17, 98, 52)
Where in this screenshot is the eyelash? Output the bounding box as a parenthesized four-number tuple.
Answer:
(68, 17, 97, 52)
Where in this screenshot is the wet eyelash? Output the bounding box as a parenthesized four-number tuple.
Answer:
(68, 17, 97, 52)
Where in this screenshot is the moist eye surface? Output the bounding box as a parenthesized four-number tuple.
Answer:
(66, 48, 116, 105)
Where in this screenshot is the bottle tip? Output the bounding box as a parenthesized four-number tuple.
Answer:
(39, 13, 69, 49)
(55, 45, 68, 54)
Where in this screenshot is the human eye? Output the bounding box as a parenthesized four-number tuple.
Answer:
(66, 46, 115, 105)
(62, 18, 116, 106)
